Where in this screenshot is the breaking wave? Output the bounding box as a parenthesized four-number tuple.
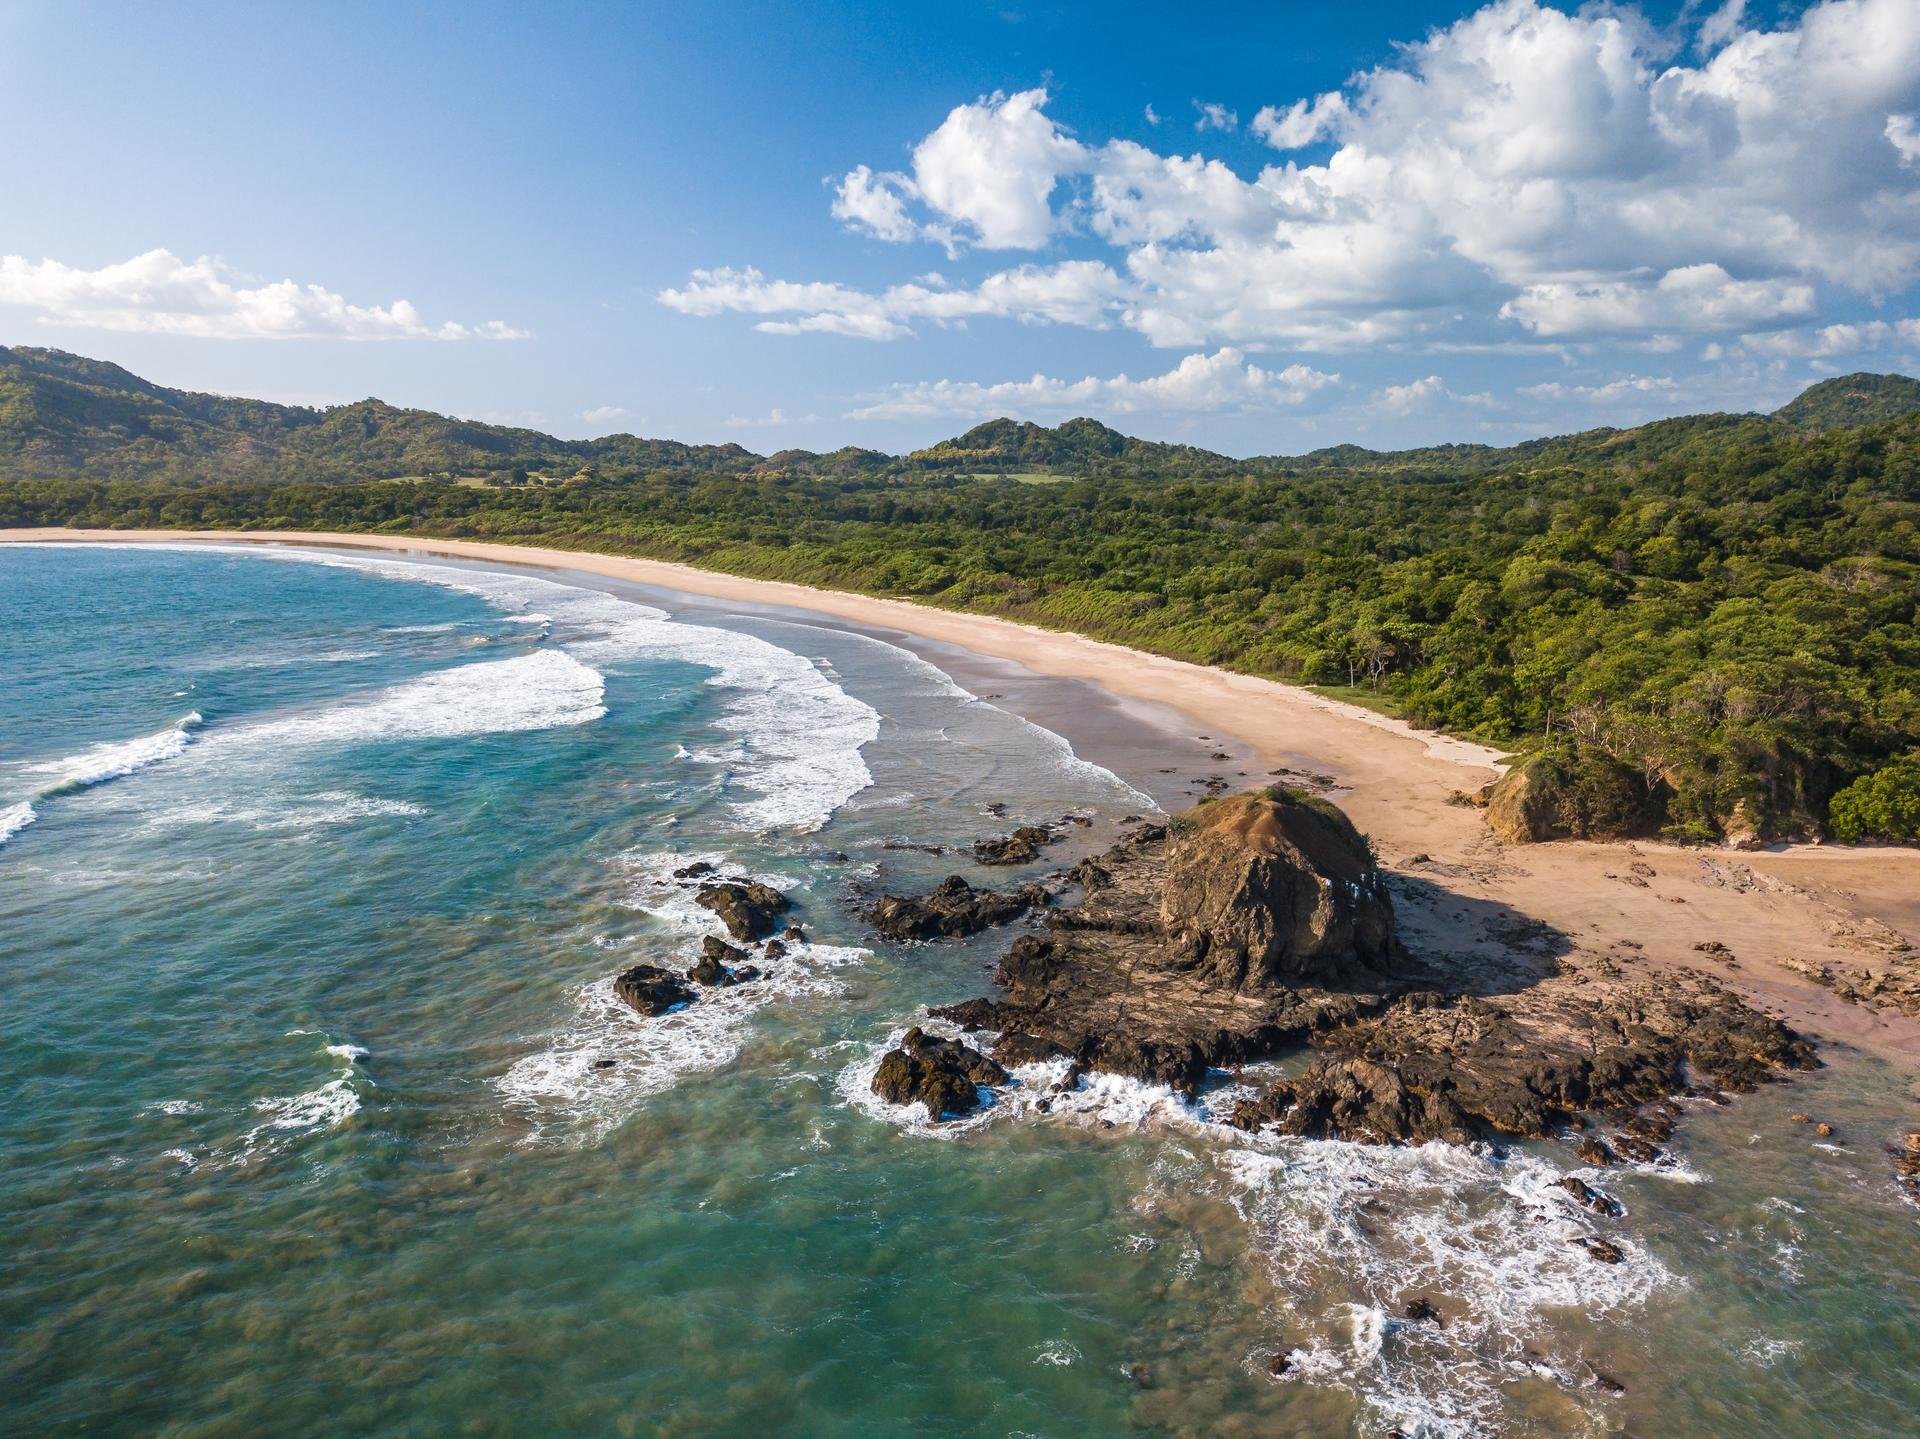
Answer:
(239, 547, 880, 834)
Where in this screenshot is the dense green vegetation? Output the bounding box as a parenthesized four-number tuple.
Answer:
(1828, 756, 1920, 844)
(4, 348, 1919, 843)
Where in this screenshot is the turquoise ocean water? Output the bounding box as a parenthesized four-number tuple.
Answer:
(3, 543, 1919, 1438)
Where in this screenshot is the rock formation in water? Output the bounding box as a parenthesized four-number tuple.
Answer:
(899, 786, 1815, 1151)
(870, 1027, 1008, 1119)
(614, 963, 696, 1015)
(695, 880, 790, 941)
(973, 823, 1061, 865)
(869, 875, 1051, 941)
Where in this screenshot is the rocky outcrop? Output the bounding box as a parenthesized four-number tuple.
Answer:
(1483, 746, 1660, 845)
(1158, 789, 1394, 986)
(688, 934, 750, 987)
(1893, 1130, 1920, 1205)
(870, 1027, 1008, 1120)
(919, 786, 1816, 1145)
(934, 792, 1398, 1097)
(696, 881, 789, 941)
(870, 876, 1050, 941)
(613, 963, 695, 1015)
(1227, 982, 1814, 1144)
(1229, 1055, 1476, 1145)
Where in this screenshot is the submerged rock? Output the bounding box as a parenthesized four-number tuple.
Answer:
(870, 875, 1049, 941)
(973, 824, 1060, 866)
(870, 1026, 1008, 1120)
(695, 881, 790, 941)
(613, 963, 695, 1015)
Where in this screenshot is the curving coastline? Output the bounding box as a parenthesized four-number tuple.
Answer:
(7, 526, 1920, 1069)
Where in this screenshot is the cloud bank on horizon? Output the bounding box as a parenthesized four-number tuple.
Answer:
(0, 250, 527, 342)
(663, 0, 1920, 428)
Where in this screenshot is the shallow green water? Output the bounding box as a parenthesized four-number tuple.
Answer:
(3, 544, 1917, 1438)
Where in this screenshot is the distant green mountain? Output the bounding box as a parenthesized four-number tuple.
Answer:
(1772, 372, 1920, 430)
(2, 344, 1915, 488)
(907, 415, 1237, 476)
(0, 345, 759, 485)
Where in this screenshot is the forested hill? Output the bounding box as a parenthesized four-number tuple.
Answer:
(4, 347, 1920, 847)
(2, 342, 1916, 486)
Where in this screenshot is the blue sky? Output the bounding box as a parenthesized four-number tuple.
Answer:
(2, 0, 1917, 456)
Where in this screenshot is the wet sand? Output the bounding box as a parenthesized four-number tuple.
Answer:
(9, 527, 1920, 1070)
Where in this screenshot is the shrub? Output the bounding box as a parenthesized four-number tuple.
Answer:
(1827, 756, 1920, 843)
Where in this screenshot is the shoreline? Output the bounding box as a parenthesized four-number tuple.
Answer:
(9, 526, 1920, 1070)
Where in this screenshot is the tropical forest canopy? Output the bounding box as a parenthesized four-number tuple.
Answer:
(3, 345, 1918, 844)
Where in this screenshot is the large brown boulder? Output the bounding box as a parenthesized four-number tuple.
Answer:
(1484, 762, 1556, 844)
(1158, 789, 1394, 988)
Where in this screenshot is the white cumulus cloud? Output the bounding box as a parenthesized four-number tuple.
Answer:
(0, 249, 527, 340)
(847, 349, 1339, 421)
(667, 0, 1920, 353)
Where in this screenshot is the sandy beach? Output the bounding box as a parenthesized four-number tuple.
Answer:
(11, 526, 1920, 1071)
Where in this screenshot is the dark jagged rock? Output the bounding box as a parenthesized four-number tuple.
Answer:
(870, 1027, 1009, 1120)
(1229, 1056, 1476, 1145)
(679, 952, 729, 991)
(702, 935, 747, 965)
(1404, 1297, 1441, 1325)
(973, 824, 1061, 866)
(1558, 1175, 1619, 1216)
(870, 875, 1050, 941)
(673, 861, 717, 879)
(1892, 1131, 1920, 1205)
(991, 1032, 1072, 1067)
(613, 963, 695, 1015)
(695, 881, 790, 941)
(763, 939, 788, 961)
(1583, 1238, 1625, 1264)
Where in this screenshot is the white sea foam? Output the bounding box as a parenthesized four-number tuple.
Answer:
(0, 801, 36, 846)
(141, 790, 427, 834)
(227, 1031, 370, 1163)
(1211, 1136, 1671, 1436)
(748, 614, 1158, 812)
(144, 1099, 204, 1117)
(0, 714, 203, 849)
(498, 850, 867, 1143)
(240, 649, 607, 744)
(25, 712, 202, 794)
